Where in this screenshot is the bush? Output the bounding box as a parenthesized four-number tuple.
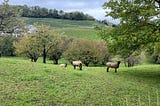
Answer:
(64, 39, 109, 66)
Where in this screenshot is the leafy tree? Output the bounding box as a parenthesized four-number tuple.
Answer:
(48, 36, 73, 64)
(14, 34, 41, 62)
(21, 5, 30, 17)
(34, 25, 60, 63)
(14, 25, 60, 63)
(64, 39, 108, 66)
(0, 0, 25, 35)
(101, 0, 160, 64)
(0, 0, 26, 57)
(40, 7, 48, 18)
(0, 35, 17, 56)
(91, 40, 110, 65)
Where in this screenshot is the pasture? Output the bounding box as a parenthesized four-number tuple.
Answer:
(23, 17, 107, 40)
(0, 57, 160, 106)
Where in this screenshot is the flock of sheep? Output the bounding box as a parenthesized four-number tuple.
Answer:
(60, 60, 121, 73)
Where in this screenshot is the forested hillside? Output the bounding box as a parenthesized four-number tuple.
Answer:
(14, 5, 95, 20)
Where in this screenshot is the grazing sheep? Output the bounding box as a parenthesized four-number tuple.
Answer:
(71, 60, 82, 70)
(106, 61, 121, 73)
(60, 63, 67, 68)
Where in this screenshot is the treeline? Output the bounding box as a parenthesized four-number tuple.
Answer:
(14, 5, 95, 21)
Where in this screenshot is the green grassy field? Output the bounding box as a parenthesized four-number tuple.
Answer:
(0, 57, 160, 106)
(23, 17, 107, 40)
(23, 18, 104, 28)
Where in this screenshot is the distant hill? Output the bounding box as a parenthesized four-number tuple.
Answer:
(14, 5, 95, 21)
(23, 17, 108, 40)
(23, 17, 105, 28)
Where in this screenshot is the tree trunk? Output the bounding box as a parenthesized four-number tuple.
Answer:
(43, 45, 46, 64)
(128, 61, 131, 67)
(53, 59, 58, 64)
(31, 58, 33, 62)
(33, 58, 38, 62)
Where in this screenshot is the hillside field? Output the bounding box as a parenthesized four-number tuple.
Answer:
(0, 57, 160, 106)
(23, 17, 107, 40)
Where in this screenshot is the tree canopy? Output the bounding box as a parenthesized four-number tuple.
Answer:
(14, 34, 41, 62)
(0, 0, 25, 35)
(14, 25, 60, 63)
(48, 36, 73, 64)
(0, 0, 25, 57)
(34, 25, 60, 63)
(101, 0, 160, 58)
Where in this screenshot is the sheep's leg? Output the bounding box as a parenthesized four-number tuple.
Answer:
(79, 66, 82, 70)
(115, 68, 117, 73)
(79, 64, 82, 70)
(74, 65, 76, 69)
(107, 67, 109, 72)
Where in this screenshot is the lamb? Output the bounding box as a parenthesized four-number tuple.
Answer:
(60, 63, 67, 68)
(106, 61, 121, 73)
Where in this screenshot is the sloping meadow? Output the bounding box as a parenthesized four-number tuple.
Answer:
(0, 57, 160, 105)
(23, 17, 107, 40)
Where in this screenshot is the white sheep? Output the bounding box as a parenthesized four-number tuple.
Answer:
(71, 60, 82, 70)
(60, 63, 67, 68)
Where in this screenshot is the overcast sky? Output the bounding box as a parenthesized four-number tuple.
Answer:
(0, 0, 119, 23)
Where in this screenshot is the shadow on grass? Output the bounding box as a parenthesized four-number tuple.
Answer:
(119, 65, 160, 86)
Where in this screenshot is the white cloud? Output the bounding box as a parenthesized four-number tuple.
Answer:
(67, 2, 86, 8)
(83, 8, 106, 20)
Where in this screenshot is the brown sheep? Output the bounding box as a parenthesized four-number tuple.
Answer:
(106, 61, 121, 73)
(71, 60, 82, 70)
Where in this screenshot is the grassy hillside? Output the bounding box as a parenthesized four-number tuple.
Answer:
(23, 18, 104, 28)
(23, 17, 107, 40)
(0, 57, 160, 106)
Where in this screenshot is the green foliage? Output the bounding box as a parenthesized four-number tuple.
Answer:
(64, 39, 109, 66)
(0, 35, 17, 56)
(48, 36, 73, 64)
(14, 25, 61, 63)
(145, 42, 160, 64)
(103, 0, 159, 22)
(0, 0, 26, 57)
(34, 25, 60, 63)
(14, 35, 41, 62)
(0, 57, 160, 105)
(0, 0, 25, 34)
(102, 0, 160, 60)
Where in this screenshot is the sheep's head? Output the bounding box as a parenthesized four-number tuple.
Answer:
(117, 61, 120, 63)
